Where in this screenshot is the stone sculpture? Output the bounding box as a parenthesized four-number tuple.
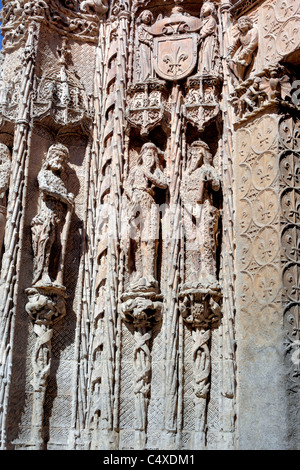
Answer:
(122, 141, 167, 449)
(150, 4, 201, 81)
(0, 0, 298, 453)
(33, 36, 92, 130)
(179, 290, 221, 449)
(121, 296, 162, 449)
(197, 1, 219, 76)
(180, 140, 220, 289)
(136, 10, 154, 82)
(227, 16, 258, 83)
(260, 67, 291, 102)
(124, 142, 167, 294)
(31, 143, 74, 287)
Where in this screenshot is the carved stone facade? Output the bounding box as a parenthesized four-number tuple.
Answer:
(0, 0, 299, 451)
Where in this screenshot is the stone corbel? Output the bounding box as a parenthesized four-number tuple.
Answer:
(229, 66, 295, 125)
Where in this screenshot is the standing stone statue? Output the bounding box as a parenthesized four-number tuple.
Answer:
(0, 144, 11, 255)
(136, 10, 154, 82)
(197, 1, 220, 76)
(227, 16, 258, 83)
(124, 142, 167, 293)
(181, 140, 220, 289)
(31, 143, 74, 287)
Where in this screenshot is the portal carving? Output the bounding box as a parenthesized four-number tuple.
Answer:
(1, 0, 297, 453)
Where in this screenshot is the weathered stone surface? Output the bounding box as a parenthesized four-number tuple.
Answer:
(0, 0, 299, 451)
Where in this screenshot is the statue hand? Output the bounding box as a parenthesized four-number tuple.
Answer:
(237, 52, 247, 63)
(147, 186, 155, 197)
(200, 169, 212, 182)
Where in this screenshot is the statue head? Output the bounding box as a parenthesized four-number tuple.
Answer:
(252, 77, 261, 89)
(189, 140, 212, 171)
(137, 9, 154, 25)
(200, 1, 217, 18)
(45, 143, 69, 172)
(237, 16, 254, 33)
(139, 142, 160, 169)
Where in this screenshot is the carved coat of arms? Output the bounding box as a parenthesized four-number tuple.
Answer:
(150, 11, 201, 81)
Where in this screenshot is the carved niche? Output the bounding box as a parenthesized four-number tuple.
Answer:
(29, 143, 74, 291)
(33, 37, 93, 133)
(121, 141, 167, 449)
(120, 1, 224, 450)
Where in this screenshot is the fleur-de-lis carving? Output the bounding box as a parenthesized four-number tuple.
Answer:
(163, 46, 188, 75)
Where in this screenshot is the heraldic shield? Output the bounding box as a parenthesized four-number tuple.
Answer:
(153, 33, 198, 81)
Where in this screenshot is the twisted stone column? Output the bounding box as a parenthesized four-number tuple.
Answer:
(121, 294, 162, 449)
(133, 327, 152, 449)
(192, 327, 211, 449)
(179, 288, 221, 449)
